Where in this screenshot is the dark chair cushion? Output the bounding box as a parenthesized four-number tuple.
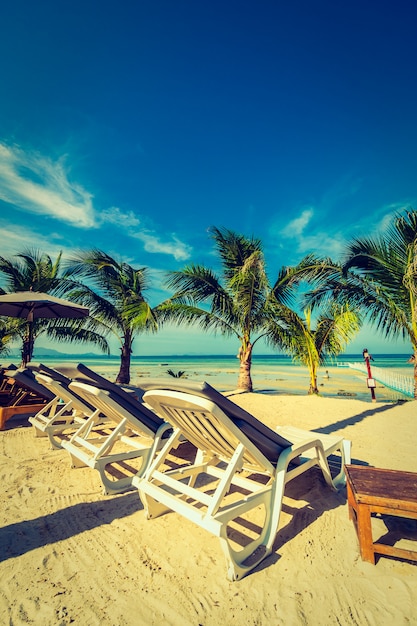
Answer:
(27, 362, 99, 413)
(58, 363, 164, 434)
(140, 379, 293, 463)
(0, 363, 17, 371)
(27, 362, 72, 386)
(5, 368, 55, 401)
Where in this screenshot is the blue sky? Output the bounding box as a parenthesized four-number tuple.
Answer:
(0, 1, 415, 356)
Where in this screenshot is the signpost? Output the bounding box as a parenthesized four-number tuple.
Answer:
(363, 348, 376, 402)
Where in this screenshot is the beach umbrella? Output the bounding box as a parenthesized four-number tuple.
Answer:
(0, 291, 89, 365)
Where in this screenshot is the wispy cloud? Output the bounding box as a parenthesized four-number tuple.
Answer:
(376, 202, 415, 232)
(0, 142, 192, 262)
(279, 207, 346, 259)
(133, 231, 192, 261)
(100, 206, 141, 228)
(338, 201, 416, 241)
(280, 207, 314, 238)
(0, 221, 69, 258)
(0, 142, 96, 227)
(292, 231, 347, 258)
(100, 208, 191, 261)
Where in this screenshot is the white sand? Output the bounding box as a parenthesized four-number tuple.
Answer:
(0, 394, 416, 625)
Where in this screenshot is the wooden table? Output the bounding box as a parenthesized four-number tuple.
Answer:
(345, 464, 417, 564)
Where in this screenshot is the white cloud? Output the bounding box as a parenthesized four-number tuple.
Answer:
(280, 207, 314, 238)
(0, 142, 192, 262)
(292, 231, 347, 259)
(100, 206, 141, 228)
(0, 142, 96, 227)
(133, 231, 192, 261)
(100, 208, 192, 261)
(377, 202, 414, 232)
(0, 222, 69, 258)
(273, 207, 347, 260)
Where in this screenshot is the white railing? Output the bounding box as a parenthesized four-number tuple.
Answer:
(345, 362, 414, 398)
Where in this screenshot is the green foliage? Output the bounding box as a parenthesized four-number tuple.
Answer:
(0, 250, 108, 361)
(285, 208, 417, 396)
(64, 249, 157, 383)
(157, 227, 281, 391)
(0, 318, 18, 357)
(274, 304, 360, 393)
(299, 209, 417, 348)
(166, 369, 186, 378)
(0, 248, 63, 294)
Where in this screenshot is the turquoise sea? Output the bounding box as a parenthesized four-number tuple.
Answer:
(28, 352, 414, 403)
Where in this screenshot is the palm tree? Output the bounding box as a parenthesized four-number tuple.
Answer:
(158, 227, 286, 392)
(0, 318, 18, 360)
(166, 369, 186, 378)
(274, 304, 360, 394)
(64, 250, 157, 384)
(341, 209, 417, 397)
(292, 209, 417, 398)
(0, 250, 108, 363)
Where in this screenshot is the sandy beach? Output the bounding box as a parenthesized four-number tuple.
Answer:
(1, 392, 416, 625)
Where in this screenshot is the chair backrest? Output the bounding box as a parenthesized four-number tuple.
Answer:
(0, 364, 17, 389)
(0, 363, 17, 371)
(27, 362, 73, 387)
(140, 380, 292, 464)
(56, 363, 145, 399)
(4, 368, 55, 401)
(35, 373, 97, 415)
(144, 389, 280, 473)
(61, 364, 164, 435)
(28, 362, 99, 412)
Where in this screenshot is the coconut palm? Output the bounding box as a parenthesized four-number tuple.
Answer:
(158, 227, 286, 392)
(0, 250, 108, 362)
(64, 250, 157, 384)
(0, 318, 18, 360)
(292, 209, 417, 398)
(273, 304, 360, 394)
(341, 209, 417, 397)
(166, 369, 186, 378)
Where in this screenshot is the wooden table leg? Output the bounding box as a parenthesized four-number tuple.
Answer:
(347, 480, 355, 521)
(356, 503, 375, 564)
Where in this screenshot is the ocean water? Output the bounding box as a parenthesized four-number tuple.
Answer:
(29, 352, 414, 403)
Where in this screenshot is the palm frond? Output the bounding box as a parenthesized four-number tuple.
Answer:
(156, 301, 239, 337)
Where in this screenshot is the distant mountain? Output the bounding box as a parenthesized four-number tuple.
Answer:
(8, 347, 103, 358)
(35, 348, 102, 357)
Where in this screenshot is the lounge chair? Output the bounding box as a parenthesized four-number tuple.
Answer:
(0, 363, 17, 390)
(27, 363, 105, 449)
(133, 381, 351, 581)
(53, 364, 171, 495)
(0, 367, 55, 430)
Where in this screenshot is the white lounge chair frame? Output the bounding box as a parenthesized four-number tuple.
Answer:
(135, 390, 351, 581)
(29, 373, 104, 449)
(62, 381, 171, 495)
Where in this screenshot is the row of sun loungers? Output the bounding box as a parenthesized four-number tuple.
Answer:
(0, 365, 54, 430)
(17, 362, 351, 580)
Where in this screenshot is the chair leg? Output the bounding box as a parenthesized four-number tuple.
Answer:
(324, 439, 351, 489)
(217, 470, 287, 581)
(140, 492, 172, 519)
(96, 452, 149, 495)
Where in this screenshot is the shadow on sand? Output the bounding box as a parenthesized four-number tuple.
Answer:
(0, 492, 142, 562)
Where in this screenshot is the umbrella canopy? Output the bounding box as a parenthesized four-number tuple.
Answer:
(0, 291, 89, 365)
(0, 291, 89, 321)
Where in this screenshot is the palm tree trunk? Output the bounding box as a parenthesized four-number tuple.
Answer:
(116, 338, 132, 385)
(308, 367, 319, 394)
(413, 351, 417, 399)
(237, 342, 253, 392)
(309, 377, 319, 394)
(22, 321, 34, 367)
